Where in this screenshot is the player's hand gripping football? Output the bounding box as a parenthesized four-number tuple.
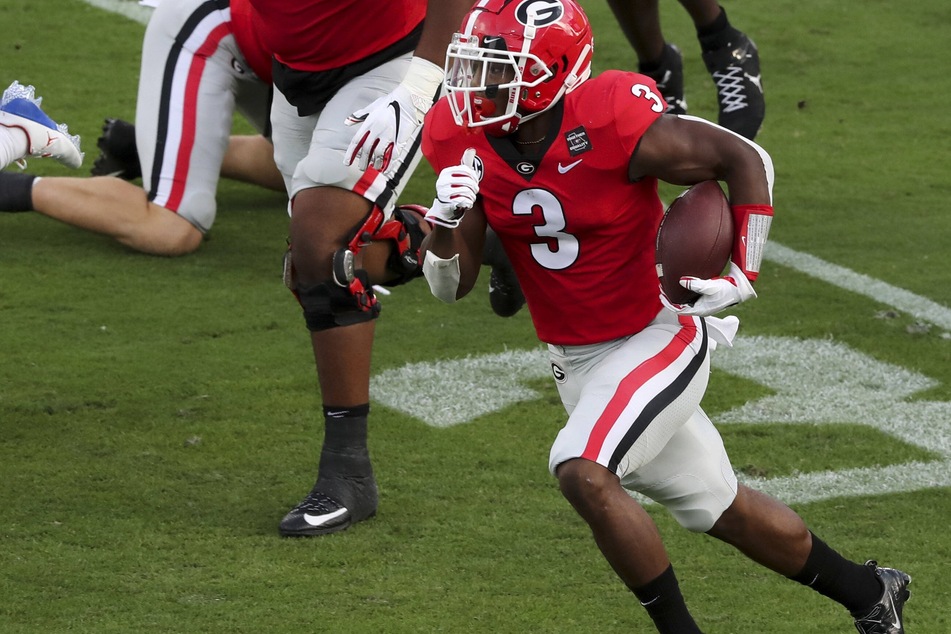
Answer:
(425, 148, 479, 229)
(344, 56, 444, 175)
(660, 261, 757, 316)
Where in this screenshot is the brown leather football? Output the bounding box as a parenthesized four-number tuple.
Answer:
(655, 180, 734, 305)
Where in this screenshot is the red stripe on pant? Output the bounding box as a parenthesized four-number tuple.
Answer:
(165, 22, 231, 211)
(581, 316, 697, 462)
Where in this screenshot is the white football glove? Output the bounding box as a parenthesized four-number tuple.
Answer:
(344, 56, 444, 174)
(425, 148, 479, 229)
(660, 261, 757, 317)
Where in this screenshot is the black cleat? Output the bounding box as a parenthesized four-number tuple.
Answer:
(640, 44, 687, 115)
(91, 118, 142, 180)
(700, 29, 765, 140)
(852, 561, 911, 634)
(483, 227, 525, 318)
(279, 478, 377, 537)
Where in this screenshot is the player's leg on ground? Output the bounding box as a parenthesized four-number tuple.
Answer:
(674, 0, 720, 29)
(278, 185, 380, 537)
(707, 484, 910, 631)
(706, 484, 812, 574)
(30, 176, 203, 255)
(1, 163, 202, 254)
(684, 4, 765, 139)
(270, 53, 423, 537)
(557, 458, 703, 633)
(606, 0, 687, 115)
(220, 135, 284, 191)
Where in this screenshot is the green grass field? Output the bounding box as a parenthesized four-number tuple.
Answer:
(1, 1, 949, 632)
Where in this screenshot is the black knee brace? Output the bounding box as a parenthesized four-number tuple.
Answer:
(296, 270, 380, 332)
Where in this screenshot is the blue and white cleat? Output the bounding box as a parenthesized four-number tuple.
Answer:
(0, 81, 83, 169)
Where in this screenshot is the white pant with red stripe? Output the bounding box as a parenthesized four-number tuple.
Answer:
(547, 309, 738, 532)
(269, 54, 423, 221)
(136, 0, 270, 232)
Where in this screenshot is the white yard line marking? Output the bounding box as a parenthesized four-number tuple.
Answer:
(77, 0, 152, 25)
(765, 243, 951, 331)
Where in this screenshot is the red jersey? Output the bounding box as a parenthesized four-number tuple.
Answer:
(231, 0, 272, 83)
(248, 0, 425, 72)
(423, 71, 666, 346)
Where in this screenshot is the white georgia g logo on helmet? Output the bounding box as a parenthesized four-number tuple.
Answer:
(515, 0, 565, 27)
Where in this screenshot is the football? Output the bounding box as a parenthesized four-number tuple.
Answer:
(655, 180, 734, 305)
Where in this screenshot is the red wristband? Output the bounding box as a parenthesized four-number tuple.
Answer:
(731, 204, 774, 282)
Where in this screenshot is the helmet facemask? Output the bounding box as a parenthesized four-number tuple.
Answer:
(444, 0, 594, 137)
(445, 32, 553, 136)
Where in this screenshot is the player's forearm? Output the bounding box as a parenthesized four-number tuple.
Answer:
(722, 138, 774, 281)
(421, 224, 482, 302)
(413, 0, 474, 67)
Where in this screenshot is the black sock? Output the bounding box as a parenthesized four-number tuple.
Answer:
(697, 8, 741, 52)
(0, 172, 36, 212)
(312, 404, 377, 514)
(631, 565, 703, 634)
(318, 404, 372, 476)
(790, 532, 882, 615)
(322, 404, 370, 443)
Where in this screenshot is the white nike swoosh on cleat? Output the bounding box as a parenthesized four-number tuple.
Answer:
(557, 159, 583, 174)
(303, 507, 348, 526)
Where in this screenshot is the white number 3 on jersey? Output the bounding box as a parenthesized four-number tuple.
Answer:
(631, 83, 665, 113)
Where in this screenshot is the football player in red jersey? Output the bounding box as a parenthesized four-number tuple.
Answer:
(419, 1, 910, 632)
(249, 0, 476, 538)
(0, 0, 284, 255)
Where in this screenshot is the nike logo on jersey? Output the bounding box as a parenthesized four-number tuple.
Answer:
(303, 507, 348, 527)
(557, 159, 583, 174)
(747, 73, 764, 92)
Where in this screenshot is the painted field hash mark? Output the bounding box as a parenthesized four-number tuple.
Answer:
(714, 336, 951, 502)
(372, 337, 951, 504)
(371, 349, 551, 428)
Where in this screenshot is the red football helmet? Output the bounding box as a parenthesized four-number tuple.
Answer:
(445, 0, 594, 136)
